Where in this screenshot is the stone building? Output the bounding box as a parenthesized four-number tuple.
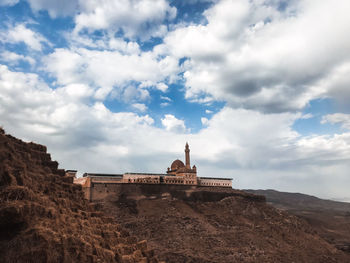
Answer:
(164, 143, 197, 185)
(73, 143, 232, 200)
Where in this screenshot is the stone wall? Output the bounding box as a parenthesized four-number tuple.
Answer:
(76, 174, 233, 201)
(86, 182, 238, 202)
(164, 175, 185, 185)
(123, 174, 160, 184)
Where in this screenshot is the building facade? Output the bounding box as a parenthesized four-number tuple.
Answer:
(73, 143, 232, 199)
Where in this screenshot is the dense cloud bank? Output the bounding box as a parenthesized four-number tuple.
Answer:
(0, 0, 350, 199)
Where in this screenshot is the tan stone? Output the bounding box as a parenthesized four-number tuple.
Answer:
(121, 255, 135, 263)
(76, 143, 232, 201)
(136, 240, 148, 252)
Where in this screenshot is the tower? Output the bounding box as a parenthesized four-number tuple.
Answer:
(185, 142, 190, 169)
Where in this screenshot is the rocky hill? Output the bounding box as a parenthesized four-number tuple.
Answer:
(98, 184, 350, 262)
(1, 129, 349, 263)
(0, 128, 159, 263)
(245, 189, 350, 254)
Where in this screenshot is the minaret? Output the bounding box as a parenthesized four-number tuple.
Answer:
(185, 142, 190, 169)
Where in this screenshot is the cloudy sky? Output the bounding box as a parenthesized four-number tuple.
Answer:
(1, 0, 350, 200)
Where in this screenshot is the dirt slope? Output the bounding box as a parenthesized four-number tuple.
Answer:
(245, 189, 350, 254)
(99, 184, 350, 263)
(0, 128, 158, 263)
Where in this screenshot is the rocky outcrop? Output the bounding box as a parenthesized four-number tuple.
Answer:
(0, 128, 158, 263)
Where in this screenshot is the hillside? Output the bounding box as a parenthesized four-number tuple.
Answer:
(98, 184, 350, 262)
(1, 129, 349, 263)
(0, 128, 158, 263)
(245, 189, 350, 254)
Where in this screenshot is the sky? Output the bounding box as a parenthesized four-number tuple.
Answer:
(0, 0, 350, 200)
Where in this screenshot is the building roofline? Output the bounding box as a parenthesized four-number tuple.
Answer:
(83, 173, 123, 177)
(124, 172, 168, 176)
(198, 177, 233, 180)
(83, 173, 233, 181)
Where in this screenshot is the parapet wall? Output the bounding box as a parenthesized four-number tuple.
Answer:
(88, 183, 196, 201)
(198, 178, 232, 187)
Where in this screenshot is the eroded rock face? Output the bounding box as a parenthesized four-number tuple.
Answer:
(0, 128, 158, 263)
(99, 184, 350, 263)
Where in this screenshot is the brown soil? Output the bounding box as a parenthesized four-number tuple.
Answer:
(99, 184, 350, 263)
(0, 128, 159, 263)
(245, 189, 350, 255)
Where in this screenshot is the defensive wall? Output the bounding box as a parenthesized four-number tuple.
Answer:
(73, 143, 233, 201)
(75, 175, 234, 201)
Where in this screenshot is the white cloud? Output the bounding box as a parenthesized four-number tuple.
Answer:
(43, 48, 179, 100)
(322, 113, 350, 130)
(27, 0, 77, 17)
(74, 0, 176, 40)
(160, 95, 172, 102)
(132, 103, 147, 112)
(0, 51, 35, 65)
(160, 102, 169, 107)
(1, 65, 350, 199)
(191, 107, 350, 198)
(201, 117, 209, 126)
(1, 23, 49, 51)
(56, 83, 94, 101)
(21, 0, 177, 40)
(1, 0, 350, 201)
(24, 0, 177, 39)
(63, 32, 142, 55)
(161, 0, 350, 112)
(161, 114, 188, 133)
(315, 62, 350, 106)
(0, 0, 19, 6)
(300, 113, 313, 120)
(119, 85, 150, 102)
(108, 37, 140, 55)
(193, 107, 300, 164)
(156, 82, 168, 92)
(0, 64, 155, 148)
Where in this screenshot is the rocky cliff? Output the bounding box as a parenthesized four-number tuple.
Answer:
(0, 128, 158, 263)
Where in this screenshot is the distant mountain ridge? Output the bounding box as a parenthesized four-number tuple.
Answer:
(245, 189, 350, 212)
(332, 198, 350, 204)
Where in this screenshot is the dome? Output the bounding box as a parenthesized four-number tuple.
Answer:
(171, 159, 185, 170)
